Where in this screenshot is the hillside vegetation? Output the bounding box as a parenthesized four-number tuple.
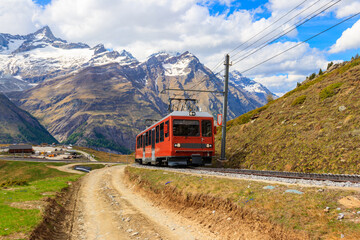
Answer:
(0, 93, 57, 144)
(0, 161, 80, 238)
(216, 57, 360, 174)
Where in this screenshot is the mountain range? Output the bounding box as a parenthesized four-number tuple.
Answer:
(0, 26, 276, 152)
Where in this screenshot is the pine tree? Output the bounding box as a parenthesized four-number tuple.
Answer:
(327, 62, 333, 70)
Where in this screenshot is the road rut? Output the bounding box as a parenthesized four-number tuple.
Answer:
(69, 165, 213, 240)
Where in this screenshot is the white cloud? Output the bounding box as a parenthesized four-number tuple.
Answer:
(329, 19, 360, 53)
(0, 0, 40, 34)
(334, 0, 360, 18)
(0, 0, 356, 94)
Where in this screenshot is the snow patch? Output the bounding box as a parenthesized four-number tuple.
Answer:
(163, 58, 191, 76)
(243, 83, 267, 94)
(0, 39, 25, 54)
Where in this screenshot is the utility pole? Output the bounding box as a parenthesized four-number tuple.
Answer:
(220, 54, 230, 161)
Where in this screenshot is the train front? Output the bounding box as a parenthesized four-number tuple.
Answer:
(169, 111, 215, 166)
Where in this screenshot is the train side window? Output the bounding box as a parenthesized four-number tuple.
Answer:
(165, 121, 169, 138)
(156, 125, 160, 143)
(145, 132, 149, 146)
(137, 137, 140, 149)
(149, 129, 152, 146)
(160, 123, 164, 142)
(202, 120, 212, 137)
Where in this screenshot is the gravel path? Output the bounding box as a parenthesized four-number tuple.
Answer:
(133, 164, 360, 189)
(68, 165, 216, 240)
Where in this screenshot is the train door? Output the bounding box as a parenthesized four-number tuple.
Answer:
(142, 134, 145, 163)
(151, 129, 155, 164)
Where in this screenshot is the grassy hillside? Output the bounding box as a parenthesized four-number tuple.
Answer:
(216, 57, 360, 174)
(0, 93, 57, 144)
(0, 161, 80, 238)
(74, 146, 134, 163)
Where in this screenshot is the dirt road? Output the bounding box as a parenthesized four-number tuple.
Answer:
(69, 165, 215, 240)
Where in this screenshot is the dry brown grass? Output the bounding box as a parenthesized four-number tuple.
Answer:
(126, 166, 360, 239)
(215, 58, 360, 174)
(74, 146, 134, 163)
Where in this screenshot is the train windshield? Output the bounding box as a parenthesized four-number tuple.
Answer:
(202, 120, 212, 137)
(173, 120, 200, 137)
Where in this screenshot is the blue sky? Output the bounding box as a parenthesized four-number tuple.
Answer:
(2, 0, 360, 95)
(206, 0, 360, 63)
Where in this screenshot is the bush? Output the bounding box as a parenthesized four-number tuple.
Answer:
(319, 82, 343, 100)
(291, 95, 307, 106)
(0, 179, 28, 187)
(327, 62, 333, 70)
(309, 73, 316, 80)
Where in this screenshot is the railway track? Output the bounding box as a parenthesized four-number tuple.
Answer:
(196, 167, 360, 183)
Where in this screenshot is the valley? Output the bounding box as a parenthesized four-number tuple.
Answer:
(0, 27, 275, 153)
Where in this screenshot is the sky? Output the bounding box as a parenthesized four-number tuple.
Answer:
(1, 0, 360, 96)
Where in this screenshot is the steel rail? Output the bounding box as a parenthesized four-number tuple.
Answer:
(196, 167, 360, 183)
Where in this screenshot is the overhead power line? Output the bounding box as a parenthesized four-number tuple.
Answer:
(230, 0, 311, 57)
(236, 11, 360, 74)
(231, 0, 323, 60)
(209, 0, 310, 74)
(232, 0, 341, 65)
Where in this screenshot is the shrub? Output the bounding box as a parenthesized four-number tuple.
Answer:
(318, 69, 323, 75)
(327, 62, 333, 70)
(291, 95, 307, 106)
(319, 82, 343, 100)
(309, 73, 316, 80)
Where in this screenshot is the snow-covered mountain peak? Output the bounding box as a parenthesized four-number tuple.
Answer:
(92, 44, 107, 55)
(148, 51, 181, 60)
(32, 26, 57, 41)
(229, 70, 276, 97)
(119, 49, 137, 61)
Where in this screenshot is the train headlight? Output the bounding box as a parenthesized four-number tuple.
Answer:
(206, 144, 212, 148)
(174, 143, 181, 148)
(189, 111, 196, 116)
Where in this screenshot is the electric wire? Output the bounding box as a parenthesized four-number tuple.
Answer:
(192, 0, 333, 92)
(232, 0, 341, 65)
(193, 0, 344, 93)
(231, 0, 322, 60)
(229, 0, 310, 56)
(210, 0, 310, 74)
(236, 11, 360, 74)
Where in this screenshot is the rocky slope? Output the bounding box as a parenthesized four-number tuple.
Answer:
(216, 57, 360, 174)
(0, 93, 57, 144)
(10, 52, 266, 153)
(1, 27, 275, 152)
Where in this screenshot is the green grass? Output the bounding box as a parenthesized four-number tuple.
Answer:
(0, 161, 81, 237)
(0, 205, 41, 236)
(319, 82, 343, 100)
(0, 161, 74, 186)
(291, 95, 307, 106)
(126, 166, 360, 239)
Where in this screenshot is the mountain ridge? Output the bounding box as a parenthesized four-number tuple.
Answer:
(0, 93, 57, 144)
(1, 27, 276, 152)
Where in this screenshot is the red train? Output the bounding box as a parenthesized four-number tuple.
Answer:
(135, 111, 216, 166)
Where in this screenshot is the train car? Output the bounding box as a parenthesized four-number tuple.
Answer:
(135, 111, 216, 166)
